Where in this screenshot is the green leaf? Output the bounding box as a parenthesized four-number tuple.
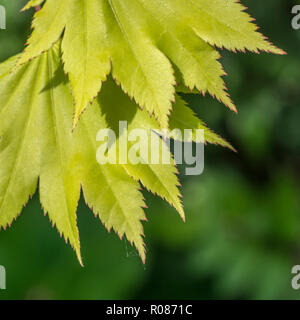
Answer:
(17, 0, 69, 66)
(137, 0, 236, 112)
(2, 1, 284, 264)
(104, 0, 176, 129)
(1, 44, 192, 263)
(96, 79, 185, 220)
(61, 0, 111, 128)
(0, 48, 82, 264)
(0, 57, 40, 232)
(18, 0, 284, 126)
(1, 45, 145, 263)
(174, 0, 285, 54)
(78, 102, 148, 263)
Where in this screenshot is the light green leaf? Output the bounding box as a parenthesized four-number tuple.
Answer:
(1, 44, 188, 263)
(0, 48, 82, 264)
(40, 47, 83, 265)
(174, 0, 285, 54)
(95, 79, 185, 220)
(0, 58, 41, 232)
(19, 0, 283, 125)
(103, 0, 176, 129)
(61, 0, 111, 128)
(137, 0, 236, 112)
(17, 0, 69, 66)
(2, 1, 284, 264)
(79, 103, 148, 262)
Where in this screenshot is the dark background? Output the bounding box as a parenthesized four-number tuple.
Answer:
(0, 0, 299, 299)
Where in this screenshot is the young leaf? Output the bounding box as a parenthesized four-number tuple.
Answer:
(172, 0, 285, 54)
(19, 0, 284, 126)
(0, 49, 82, 264)
(3, 1, 284, 264)
(17, 0, 69, 66)
(1, 45, 145, 263)
(0, 57, 41, 234)
(61, 0, 111, 128)
(78, 103, 148, 263)
(2, 44, 204, 263)
(137, 0, 236, 112)
(96, 79, 185, 220)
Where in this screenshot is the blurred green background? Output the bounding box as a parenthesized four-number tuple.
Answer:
(0, 0, 300, 300)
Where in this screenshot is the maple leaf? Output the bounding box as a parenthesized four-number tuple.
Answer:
(19, 0, 284, 128)
(1, 1, 284, 264)
(1, 42, 232, 263)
